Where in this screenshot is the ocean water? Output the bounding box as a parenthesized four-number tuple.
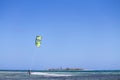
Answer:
(0, 70, 120, 80)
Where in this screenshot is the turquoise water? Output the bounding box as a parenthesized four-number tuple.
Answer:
(0, 70, 120, 80)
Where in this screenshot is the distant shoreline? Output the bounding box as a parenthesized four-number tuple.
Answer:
(0, 69, 120, 72)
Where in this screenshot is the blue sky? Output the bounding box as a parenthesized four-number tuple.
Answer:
(0, 0, 120, 70)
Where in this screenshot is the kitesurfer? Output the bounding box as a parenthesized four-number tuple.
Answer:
(28, 70, 31, 75)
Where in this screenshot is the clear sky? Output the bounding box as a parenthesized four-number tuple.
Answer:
(0, 0, 120, 70)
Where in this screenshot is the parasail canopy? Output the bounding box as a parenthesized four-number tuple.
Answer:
(35, 36, 42, 47)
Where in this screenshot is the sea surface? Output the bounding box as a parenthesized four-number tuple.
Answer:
(0, 70, 120, 80)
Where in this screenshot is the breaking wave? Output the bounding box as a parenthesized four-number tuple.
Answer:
(31, 72, 72, 77)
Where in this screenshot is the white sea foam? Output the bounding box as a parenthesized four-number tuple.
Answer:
(31, 72, 72, 77)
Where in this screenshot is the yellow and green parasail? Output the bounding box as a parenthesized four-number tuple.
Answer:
(35, 36, 42, 47)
